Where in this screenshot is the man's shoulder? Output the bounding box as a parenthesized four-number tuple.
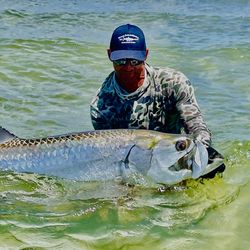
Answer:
(94, 72, 115, 96)
(90, 72, 115, 106)
(146, 64, 189, 83)
(146, 64, 191, 93)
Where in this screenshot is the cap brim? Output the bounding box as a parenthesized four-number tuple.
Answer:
(110, 50, 146, 61)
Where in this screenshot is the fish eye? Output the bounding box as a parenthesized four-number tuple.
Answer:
(175, 140, 187, 151)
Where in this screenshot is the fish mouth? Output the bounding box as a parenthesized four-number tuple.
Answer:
(147, 137, 223, 185)
(200, 146, 225, 177)
(148, 138, 209, 185)
(169, 140, 209, 178)
(170, 140, 226, 182)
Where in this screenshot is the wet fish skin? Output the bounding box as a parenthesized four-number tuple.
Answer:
(0, 129, 136, 181)
(0, 128, 222, 184)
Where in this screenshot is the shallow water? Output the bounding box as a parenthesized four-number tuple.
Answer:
(0, 0, 249, 249)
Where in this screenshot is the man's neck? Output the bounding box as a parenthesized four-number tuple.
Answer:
(116, 76, 145, 93)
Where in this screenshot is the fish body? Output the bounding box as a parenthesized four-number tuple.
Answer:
(0, 128, 223, 184)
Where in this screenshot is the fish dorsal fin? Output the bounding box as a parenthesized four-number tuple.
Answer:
(0, 127, 18, 144)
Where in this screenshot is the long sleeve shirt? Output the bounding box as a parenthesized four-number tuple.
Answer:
(90, 64, 211, 146)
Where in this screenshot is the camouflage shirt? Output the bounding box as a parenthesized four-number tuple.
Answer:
(90, 64, 211, 146)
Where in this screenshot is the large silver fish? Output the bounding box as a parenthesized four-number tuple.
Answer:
(0, 127, 224, 185)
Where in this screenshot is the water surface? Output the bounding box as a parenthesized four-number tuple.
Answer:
(0, 0, 249, 249)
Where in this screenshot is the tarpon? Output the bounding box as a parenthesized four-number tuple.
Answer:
(0, 127, 224, 185)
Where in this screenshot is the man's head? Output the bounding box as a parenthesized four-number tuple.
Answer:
(108, 24, 148, 61)
(107, 24, 148, 93)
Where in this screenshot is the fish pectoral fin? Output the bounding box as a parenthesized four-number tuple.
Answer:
(119, 159, 139, 185)
(0, 127, 18, 144)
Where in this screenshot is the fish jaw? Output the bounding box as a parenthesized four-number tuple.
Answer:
(146, 137, 194, 184)
(146, 138, 209, 185)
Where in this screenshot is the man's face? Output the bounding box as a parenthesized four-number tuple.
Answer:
(113, 59, 145, 82)
(107, 48, 148, 76)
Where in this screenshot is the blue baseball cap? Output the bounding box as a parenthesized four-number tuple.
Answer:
(109, 24, 147, 61)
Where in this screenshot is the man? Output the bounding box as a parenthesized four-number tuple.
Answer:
(90, 23, 211, 147)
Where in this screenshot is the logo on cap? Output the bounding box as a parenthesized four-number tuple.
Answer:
(109, 24, 146, 61)
(118, 34, 139, 44)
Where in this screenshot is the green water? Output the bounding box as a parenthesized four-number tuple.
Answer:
(0, 1, 249, 249)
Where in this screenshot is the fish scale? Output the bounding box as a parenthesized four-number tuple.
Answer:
(0, 128, 223, 184)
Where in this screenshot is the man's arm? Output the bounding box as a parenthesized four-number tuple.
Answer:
(174, 75, 211, 147)
(90, 96, 110, 130)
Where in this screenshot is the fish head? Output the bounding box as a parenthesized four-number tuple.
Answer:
(144, 132, 209, 184)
